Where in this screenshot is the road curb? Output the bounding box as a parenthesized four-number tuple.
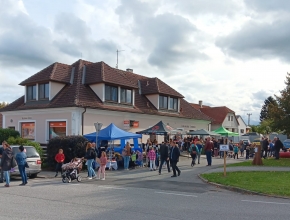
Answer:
(198, 173, 290, 200)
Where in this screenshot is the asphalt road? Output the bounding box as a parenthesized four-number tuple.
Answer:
(0, 156, 289, 220)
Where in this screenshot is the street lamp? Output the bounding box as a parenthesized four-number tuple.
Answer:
(94, 122, 103, 148)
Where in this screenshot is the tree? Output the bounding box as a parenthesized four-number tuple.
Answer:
(0, 102, 8, 109)
(260, 96, 277, 121)
(268, 73, 290, 135)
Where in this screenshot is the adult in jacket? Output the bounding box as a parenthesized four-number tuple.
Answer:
(158, 142, 170, 174)
(0, 146, 3, 183)
(0, 142, 13, 187)
(16, 145, 28, 185)
(262, 138, 269, 159)
(204, 137, 213, 166)
(274, 137, 284, 160)
(169, 141, 181, 177)
(84, 143, 96, 179)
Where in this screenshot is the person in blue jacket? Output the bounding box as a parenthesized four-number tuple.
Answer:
(16, 145, 28, 186)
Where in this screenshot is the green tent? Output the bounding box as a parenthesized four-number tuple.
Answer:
(213, 126, 239, 136)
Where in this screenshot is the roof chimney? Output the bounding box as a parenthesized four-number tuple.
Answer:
(126, 68, 133, 72)
(199, 100, 203, 108)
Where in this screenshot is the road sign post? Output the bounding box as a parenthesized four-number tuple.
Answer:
(219, 145, 229, 176)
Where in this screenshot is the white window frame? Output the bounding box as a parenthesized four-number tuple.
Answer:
(45, 119, 68, 142)
(18, 120, 37, 141)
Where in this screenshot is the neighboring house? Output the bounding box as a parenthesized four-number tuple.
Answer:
(0, 59, 211, 144)
(0, 113, 2, 128)
(191, 101, 239, 132)
(236, 115, 250, 136)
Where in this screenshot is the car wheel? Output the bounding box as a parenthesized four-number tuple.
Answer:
(30, 174, 38, 179)
(77, 176, 82, 182)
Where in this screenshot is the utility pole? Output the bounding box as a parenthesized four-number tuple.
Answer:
(247, 113, 252, 126)
(116, 49, 124, 69)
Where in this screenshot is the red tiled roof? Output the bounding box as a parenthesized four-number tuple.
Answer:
(19, 62, 72, 85)
(191, 104, 236, 124)
(139, 77, 184, 98)
(1, 60, 210, 121)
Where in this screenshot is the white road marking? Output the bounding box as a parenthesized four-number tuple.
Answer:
(155, 191, 197, 197)
(98, 185, 128, 190)
(241, 200, 290, 205)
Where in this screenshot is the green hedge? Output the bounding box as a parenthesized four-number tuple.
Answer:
(0, 128, 20, 144)
(47, 136, 88, 167)
(7, 137, 43, 158)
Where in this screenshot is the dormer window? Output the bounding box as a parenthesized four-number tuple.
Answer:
(169, 97, 178, 111)
(39, 83, 49, 100)
(27, 85, 36, 101)
(159, 95, 168, 109)
(105, 85, 118, 102)
(121, 88, 132, 104)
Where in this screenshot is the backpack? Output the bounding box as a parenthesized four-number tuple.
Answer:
(191, 145, 197, 155)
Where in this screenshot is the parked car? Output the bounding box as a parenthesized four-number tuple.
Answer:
(0, 145, 41, 178)
(241, 139, 251, 146)
(283, 139, 290, 150)
(252, 138, 261, 146)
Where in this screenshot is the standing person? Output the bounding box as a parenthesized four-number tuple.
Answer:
(54, 149, 65, 177)
(169, 142, 181, 177)
(196, 140, 203, 164)
(97, 151, 107, 180)
(233, 144, 239, 159)
(158, 142, 170, 174)
(136, 150, 143, 167)
(274, 137, 284, 160)
(123, 142, 132, 170)
(269, 140, 274, 157)
(148, 147, 156, 171)
(262, 138, 269, 159)
(0, 145, 3, 183)
(189, 142, 198, 167)
(84, 143, 96, 179)
(204, 137, 213, 166)
(0, 142, 13, 187)
(239, 140, 245, 157)
(16, 145, 28, 186)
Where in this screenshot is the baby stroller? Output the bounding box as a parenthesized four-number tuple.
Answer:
(61, 158, 83, 183)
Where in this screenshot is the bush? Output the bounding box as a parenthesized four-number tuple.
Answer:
(0, 128, 20, 143)
(6, 137, 43, 158)
(47, 136, 88, 167)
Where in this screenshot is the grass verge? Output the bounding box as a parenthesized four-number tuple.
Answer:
(201, 171, 290, 197)
(227, 158, 290, 167)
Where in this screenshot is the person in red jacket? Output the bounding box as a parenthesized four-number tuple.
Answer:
(55, 149, 65, 177)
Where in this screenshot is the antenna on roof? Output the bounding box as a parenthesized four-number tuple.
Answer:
(116, 49, 124, 69)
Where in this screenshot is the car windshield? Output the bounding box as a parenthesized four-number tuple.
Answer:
(12, 147, 39, 158)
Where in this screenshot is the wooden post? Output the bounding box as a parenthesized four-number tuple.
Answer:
(223, 151, 226, 176)
(252, 144, 263, 165)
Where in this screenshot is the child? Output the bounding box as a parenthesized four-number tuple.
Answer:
(233, 145, 239, 159)
(55, 149, 65, 177)
(137, 150, 143, 167)
(148, 147, 156, 171)
(98, 151, 107, 180)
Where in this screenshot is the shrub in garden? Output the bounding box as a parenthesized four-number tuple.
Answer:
(47, 136, 88, 167)
(0, 128, 20, 143)
(7, 136, 43, 158)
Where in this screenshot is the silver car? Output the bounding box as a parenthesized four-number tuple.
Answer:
(0, 145, 42, 178)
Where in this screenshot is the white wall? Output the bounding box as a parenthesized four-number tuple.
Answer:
(90, 83, 104, 101)
(237, 116, 247, 135)
(222, 113, 239, 132)
(50, 81, 65, 100)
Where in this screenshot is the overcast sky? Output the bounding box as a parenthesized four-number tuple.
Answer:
(1, 0, 289, 125)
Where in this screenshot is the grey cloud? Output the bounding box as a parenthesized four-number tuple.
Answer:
(171, 0, 240, 16)
(252, 90, 271, 101)
(244, 0, 290, 12)
(116, 0, 208, 70)
(216, 19, 290, 62)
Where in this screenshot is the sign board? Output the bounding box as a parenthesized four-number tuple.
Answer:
(219, 145, 229, 151)
(123, 120, 130, 130)
(133, 121, 139, 128)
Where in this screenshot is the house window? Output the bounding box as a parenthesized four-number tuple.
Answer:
(120, 88, 132, 104)
(105, 85, 118, 102)
(8, 126, 15, 130)
(39, 83, 49, 99)
(228, 116, 230, 121)
(21, 122, 35, 140)
(240, 129, 244, 133)
(169, 97, 178, 111)
(232, 128, 235, 132)
(49, 121, 66, 139)
(231, 116, 233, 121)
(27, 85, 36, 101)
(159, 96, 168, 109)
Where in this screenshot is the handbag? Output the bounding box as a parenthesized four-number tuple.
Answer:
(11, 156, 17, 168)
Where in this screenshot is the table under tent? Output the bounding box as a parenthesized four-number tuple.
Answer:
(84, 123, 142, 170)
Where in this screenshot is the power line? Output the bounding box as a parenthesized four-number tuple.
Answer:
(247, 113, 252, 126)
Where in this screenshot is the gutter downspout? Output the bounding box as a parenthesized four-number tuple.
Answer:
(82, 107, 87, 135)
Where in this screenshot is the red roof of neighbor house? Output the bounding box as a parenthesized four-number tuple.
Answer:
(1, 60, 211, 121)
(191, 103, 236, 125)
